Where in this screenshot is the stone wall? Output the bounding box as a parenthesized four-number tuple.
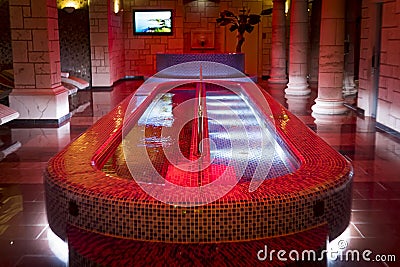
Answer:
(377, 0, 400, 131)
(358, 0, 400, 132)
(123, 0, 185, 77)
(122, 0, 272, 78)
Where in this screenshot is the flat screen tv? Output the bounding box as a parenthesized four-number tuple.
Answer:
(133, 9, 173, 35)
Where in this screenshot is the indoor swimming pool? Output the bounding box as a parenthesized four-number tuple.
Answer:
(44, 62, 353, 265)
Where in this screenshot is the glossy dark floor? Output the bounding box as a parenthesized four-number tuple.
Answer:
(0, 80, 399, 267)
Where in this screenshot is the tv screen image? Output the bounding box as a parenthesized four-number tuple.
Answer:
(133, 10, 173, 35)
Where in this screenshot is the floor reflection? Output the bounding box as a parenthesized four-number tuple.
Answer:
(0, 80, 399, 266)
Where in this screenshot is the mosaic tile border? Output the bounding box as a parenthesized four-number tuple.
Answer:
(44, 81, 353, 243)
(67, 224, 329, 266)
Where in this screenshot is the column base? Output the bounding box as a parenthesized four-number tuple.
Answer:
(268, 77, 288, 84)
(311, 98, 348, 115)
(9, 86, 70, 126)
(285, 83, 311, 96)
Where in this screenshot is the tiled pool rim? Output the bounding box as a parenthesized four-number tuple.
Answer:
(44, 80, 353, 243)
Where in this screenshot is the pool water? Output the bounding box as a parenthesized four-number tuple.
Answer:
(102, 82, 299, 186)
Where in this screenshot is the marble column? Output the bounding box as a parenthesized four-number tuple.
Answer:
(269, 0, 287, 84)
(308, 0, 322, 86)
(9, 0, 69, 124)
(311, 0, 348, 115)
(285, 0, 311, 96)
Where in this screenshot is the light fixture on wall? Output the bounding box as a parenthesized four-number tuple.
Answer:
(191, 30, 215, 50)
(114, 0, 123, 14)
(61, 1, 81, 13)
(285, 0, 290, 14)
(63, 6, 75, 13)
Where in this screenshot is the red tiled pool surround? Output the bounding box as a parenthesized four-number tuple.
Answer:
(44, 80, 353, 244)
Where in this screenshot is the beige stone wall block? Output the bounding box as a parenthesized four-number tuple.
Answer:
(12, 30, 32, 41)
(92, 59, 101, 67)
(24, 18, 48, 29)
(145, 55, 153, 65)
(386, 41, 400, 65)
(129, 39, 145, 50)
(186, 12, 201, 23)
(335, 19, 345, 45)
(46, 27, 57, 41)
(97, 66, 110, 73)
(104, 52, 109, 65)
(47, 6, 58, 19)
(94, 47, 105, 60)
(289, 46, 307, 64)
(320, 19, 337, 46)
(32, 30, 49, 51)
(22, 6, 31, 17)
(318, 86, 343, 100)
(28, 51, 50, 63)
(12, 41, 28, 62)
(150, 44, 166, 54)
(247, 1, 262, 12)
(321, 0, 344, 19)
(31, 0, 47, 17)
(318, 72, 336, 88)
(90, 12, 108, 19)
(168, 38, 184, 50)
(378, 86, 389, 101)
(231, 0, 242, 8)
(205, 7, 219, 18)
(13, 63, 35, 85)
(10, 0, 31, 6)
(9, 6, 24, 29)
(380, 64, 394, 77)
(50, 40, 60, 56)
(94, 5, 108, 12)
(333, 72, 344, 88)
(98, 19, 109, 33)
(51, 73, 61, 87)
(92, 73, 112, 87)
(125, 51, 139, 61)
(90, 33, 108, 46)
(383, 2, 396, 27)
(288, 63, 301, 75)
(50, 18, 59, 33)
(174, 27, 184, 39)
(35, 63, 51, 74)
(26, 40, 33, 51)
(393, 91, 400, 109)
(377, 99, 391, 125)
(35, 74, 52, 88)
(319, 46, 344, 71)
(91, 33, 109, 46)
(162, 1, 176, 8)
